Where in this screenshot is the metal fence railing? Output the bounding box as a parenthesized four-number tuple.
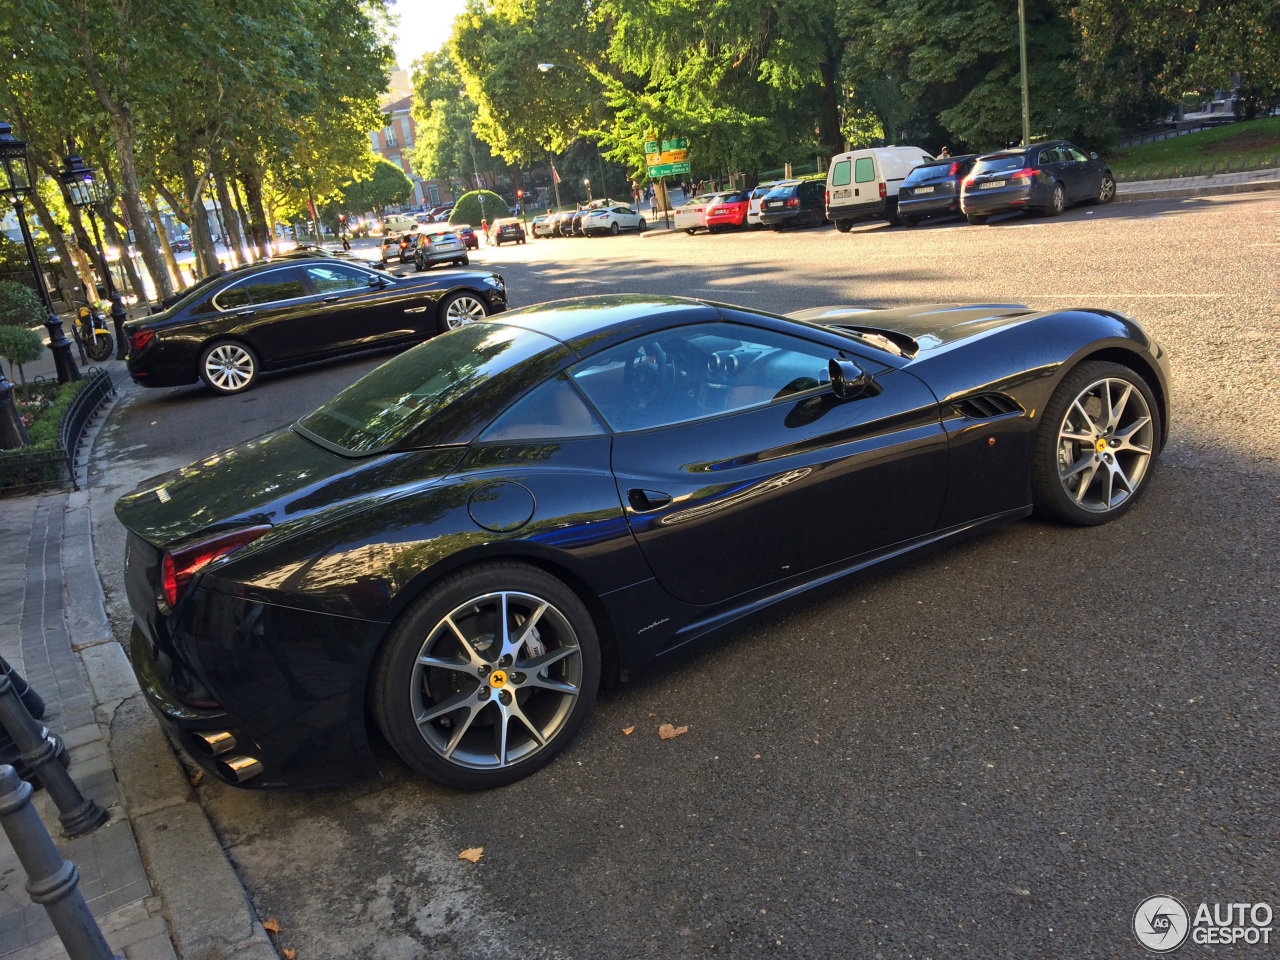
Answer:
(1115, 153, 1280, 183)
(0, 368, 115, 496)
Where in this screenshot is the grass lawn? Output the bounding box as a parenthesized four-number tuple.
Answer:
(1108, 117, 1280, 179)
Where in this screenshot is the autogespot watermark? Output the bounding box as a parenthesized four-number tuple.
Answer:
(1133, 895, 1275, 952)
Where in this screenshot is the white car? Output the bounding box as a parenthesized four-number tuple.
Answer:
(672, 194, 717, 234)
(746, 181, 783, 227)
(583, 204, 647, 236)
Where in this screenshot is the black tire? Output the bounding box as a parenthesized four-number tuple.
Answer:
(1098, 174, 1116, 204)
(460, 255, 469, 266)
(84, 329, 114, 362)
(638, 219, 647, 233)
(495, 238, 503, 246)
(885, 202, 902, 227)
(610, 222, 619, 235)
(437, 290, 489, 333)
(900, 215, 918, 229)
(966, 213, 988, 225)
(1031, 360, 1162, 526)
(370, 561, 601, 790)
(1044, 182, 1065, 216)
(806, 209, 821, 228)
(685, 228, 697, 235)
(198, 340, 259, 395)
(835, 219, 854, 233)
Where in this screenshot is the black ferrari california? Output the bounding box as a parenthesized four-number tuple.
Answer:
(124, 256, 507, 395)
(115, 295, 1169, 791)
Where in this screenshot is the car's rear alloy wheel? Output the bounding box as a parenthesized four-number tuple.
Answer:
(199, 341, 258, 394)
(439, 292, 488, 333)
(1098, 175, 1116, 203)
(610, 222, 620, 235)
(1046, 182, 1066, 216)
(638, 219, 647, 233)
(371, 563, 601, 789)
(1032, 361, 1161, 525)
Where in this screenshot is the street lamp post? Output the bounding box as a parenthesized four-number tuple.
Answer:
(0, 123, 80, 384)
(1017, 0, 1031, 146)
(583, 178, 592, 203)
(59, 154, 130, 360)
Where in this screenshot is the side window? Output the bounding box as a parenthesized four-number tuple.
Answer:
(479, 375, 607, 442)
(1066, 147, 1089, 162)
(214, 270, 305, 310)
(854, 157, 875, 183)
(1037, 148, 1061, 165)
(304, 264, 371, 294)
(831, 160, 851, 187)
(569, 322, 833, 433)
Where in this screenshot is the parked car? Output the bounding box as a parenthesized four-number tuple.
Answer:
(397, 230, 419, 263)
(960, 141, 1117, 224)
(745, 181, 783, 227)
(531, 213, 556, 238)
(114, 293, 1169, 791)
(123, 256, 507, 395)
(453, 224, 479, 250)
(672, 193, 717, 234)
(825, 146, 933, 230)
(414, 225, 470, 269)
(171, 237, 193, 253)
(380, 235, 400, 263)
(704, 189, 752, 231)
(759, 180, 827, 229)
(583, 204, 647, 236)
(896, 155, 980, 226)
(493, 217, 527, 245)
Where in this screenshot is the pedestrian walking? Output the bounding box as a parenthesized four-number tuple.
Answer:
(480, 217, 490, 245)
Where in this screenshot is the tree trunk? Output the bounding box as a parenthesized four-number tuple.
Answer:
(26, 186, 83, 307)
(99, 205, 147, 303)
(181, 156, 219, 278)
(819, 48, 843, 157)
(145, 188, 182, 290)
(239, 165, 272, 258)
(230, 178, 254, 261)
(64, 205, 109, 295)
(215, 175, 246, 265)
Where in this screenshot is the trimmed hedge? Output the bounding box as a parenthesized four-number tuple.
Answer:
(12, 379, 87, 453)
(450, 190, 508, 228)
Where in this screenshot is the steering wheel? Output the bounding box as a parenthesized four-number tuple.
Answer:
(623, 341, 674, 409)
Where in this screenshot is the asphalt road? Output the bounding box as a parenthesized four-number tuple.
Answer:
(87, 194, 1278, 959)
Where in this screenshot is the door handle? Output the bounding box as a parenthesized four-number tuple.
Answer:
(235, 309, 255, 317)
(321, 295, 342, 303)
(627, 489, 672, 512)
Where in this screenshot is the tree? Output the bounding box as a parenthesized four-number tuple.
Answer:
(0, 324, 44, 391)
(326, 157, 414, 224)
(451, 190, 507, 227)
(0, 281, 45, 328)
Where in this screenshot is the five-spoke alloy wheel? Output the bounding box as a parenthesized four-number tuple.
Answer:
(372, 562, 601, 789)
(1032, 360, 1161, 525)
(199, 340, 259, 394)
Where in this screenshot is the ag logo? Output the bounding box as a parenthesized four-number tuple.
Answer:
(1133, 895, 1190, 953)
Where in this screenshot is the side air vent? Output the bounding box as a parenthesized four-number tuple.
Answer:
(953, 393, 1023, 419)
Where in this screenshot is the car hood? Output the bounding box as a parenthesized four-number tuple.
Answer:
(788, 303, 1035, 353)
(115, 425, 465, 550)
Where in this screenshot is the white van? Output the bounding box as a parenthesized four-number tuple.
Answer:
(825, 146, 932, 230)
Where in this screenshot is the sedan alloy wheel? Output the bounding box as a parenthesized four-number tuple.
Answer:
(441, 293, 488, 332)
(1099, 175, 1117, 203)
(199, 341, 258, 394)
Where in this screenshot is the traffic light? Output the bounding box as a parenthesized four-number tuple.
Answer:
(516, 189, 523, 200)
(338, 214, 346, 222)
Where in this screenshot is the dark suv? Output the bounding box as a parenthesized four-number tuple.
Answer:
(758, 179, 827, 229)
(960, 141, 1116, 224)
(897, 155, 979, 226)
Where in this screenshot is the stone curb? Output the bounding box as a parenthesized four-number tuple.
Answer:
(1116, 176, 1280, 202)
(66, 382, 277, 960)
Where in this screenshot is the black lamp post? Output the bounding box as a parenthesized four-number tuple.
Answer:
(0, 122, 80, 384)
(60, 154, 129, 360)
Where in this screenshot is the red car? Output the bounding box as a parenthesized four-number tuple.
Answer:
(454, 224, 479, 250)
(704, 189, 751, 232)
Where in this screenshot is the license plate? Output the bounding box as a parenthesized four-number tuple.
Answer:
(914, 186, 934, 195)
(979, 180, 1006, 189)
(767, 201, 782, 208)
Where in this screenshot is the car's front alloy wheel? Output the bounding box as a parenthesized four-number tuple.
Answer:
(199, 341, 258, 394)
(438, 291, 488, 333)
(1032, 360, 1161, 525)
(1098, 175, 1116, 203)
(371, 563, 601, 789)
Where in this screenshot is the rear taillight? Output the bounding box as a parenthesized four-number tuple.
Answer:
(948, 162, 959, 176)
(824, 189, 830, 205)
(130, 329, 154, 351)
(1010, 167, 1037, 180)
(878, 182, 887, 198)
(961, 178, 975, 189)
(785, 198, 800, 207)
(159, 526, 271, 610)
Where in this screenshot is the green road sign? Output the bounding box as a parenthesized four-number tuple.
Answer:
(661, 138, 689, 152)
(643, 140, 660, 154)
(647, 160, 691, 178)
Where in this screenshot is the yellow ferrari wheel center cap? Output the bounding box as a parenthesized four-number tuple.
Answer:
(1094, 438, 1108, 454)
(489, 670, 508, 688)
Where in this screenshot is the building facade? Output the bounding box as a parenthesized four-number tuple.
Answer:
(371, 91, 456, 210)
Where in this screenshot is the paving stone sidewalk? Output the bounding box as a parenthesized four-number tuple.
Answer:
(1117, 166, 1280, 200)
(0, 494, 172, 960)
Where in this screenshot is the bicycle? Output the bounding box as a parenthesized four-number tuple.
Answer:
(72, 299, 114, 363)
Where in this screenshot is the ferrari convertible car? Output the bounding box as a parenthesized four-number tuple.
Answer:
(116, 295, 1168, 791)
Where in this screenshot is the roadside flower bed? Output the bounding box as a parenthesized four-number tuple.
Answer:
(7, 379, 87, 452)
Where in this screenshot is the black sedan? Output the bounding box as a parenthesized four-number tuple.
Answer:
(124, 256, 507, 395)
(115, 295, 1168, 791)
(897, 154, 979, 226)
(960, 140, 1116, 224)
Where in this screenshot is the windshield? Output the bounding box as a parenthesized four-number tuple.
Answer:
(296, 324, 563, 454)
(972, 155, 1028, 175)
(764, 182, 800, 199)
(903, 163, 956, 185)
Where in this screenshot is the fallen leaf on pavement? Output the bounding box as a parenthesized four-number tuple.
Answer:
(658, 724, 688, 740)
(648, 712, 656, 718)
(458, 847, 484, 863)
(263, 919, 282, 935)
(283, 950, 297, 960)
(754, 754, 761, 760)
(622, 726, 635, 735)
(189, 771, 202, 787)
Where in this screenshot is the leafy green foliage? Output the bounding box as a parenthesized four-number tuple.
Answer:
(0, 326, 44, 367)
(334, 158, 415, 217)
(0, 281, 46, 329)
(451, 191, 509, 227)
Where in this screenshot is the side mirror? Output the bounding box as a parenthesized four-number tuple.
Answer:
(1090, 151, 1099, 160)
(829, 358, 872, 400)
